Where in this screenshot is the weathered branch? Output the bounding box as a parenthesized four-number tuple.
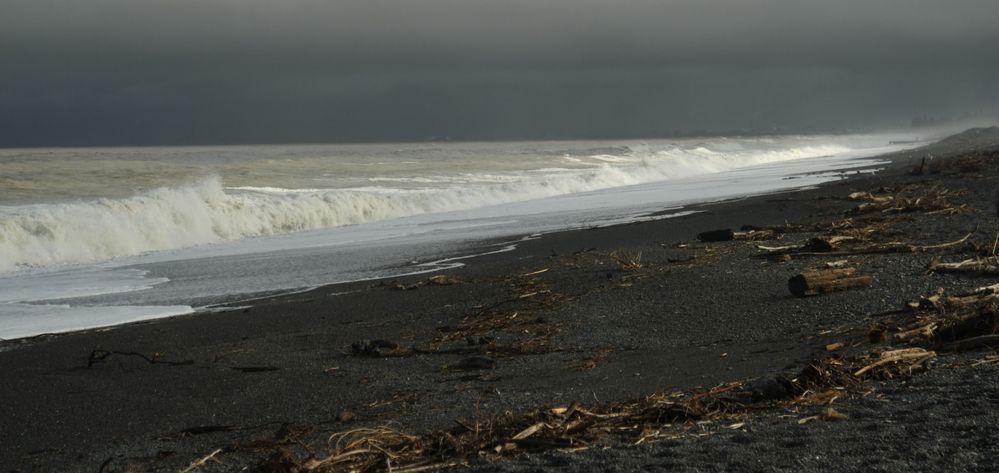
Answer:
(927, 258, 999, 276)
(87, 349, 194, 367)
(763, 231, 975, 258)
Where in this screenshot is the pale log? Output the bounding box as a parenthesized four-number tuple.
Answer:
(788, 268, 872, 297)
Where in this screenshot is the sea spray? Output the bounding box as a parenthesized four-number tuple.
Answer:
(0, 142, 858, 272)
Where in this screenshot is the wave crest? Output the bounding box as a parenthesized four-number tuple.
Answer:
(0, 143, 853, 272)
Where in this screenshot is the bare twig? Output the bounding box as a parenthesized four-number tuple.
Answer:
(179, 449, 222, 473)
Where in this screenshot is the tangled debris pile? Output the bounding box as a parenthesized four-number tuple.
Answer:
(846, 185, 967, 216)
(250, 292, 997, 471)
(248, 343, 942, 473)
(879, 281, 999, 352)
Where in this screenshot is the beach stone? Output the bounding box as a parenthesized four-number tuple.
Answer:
(746, 375, 793, 402)
(350, 339, 398, 357)
(697, 229, 735, 242)
(466, 336, 494, 346)
(452, 356, 496, 370)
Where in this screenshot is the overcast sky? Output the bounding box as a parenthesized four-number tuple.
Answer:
(2, 0, 998, 146)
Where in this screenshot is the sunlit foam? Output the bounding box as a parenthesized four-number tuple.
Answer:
(0, 139, 893, 273)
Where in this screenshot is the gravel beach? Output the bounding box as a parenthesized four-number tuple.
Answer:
(2, 128, 998, 473)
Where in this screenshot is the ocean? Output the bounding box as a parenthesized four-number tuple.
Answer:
(0, 133, 930, 339)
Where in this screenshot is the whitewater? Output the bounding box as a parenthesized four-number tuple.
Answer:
(0, 133, 932, 339)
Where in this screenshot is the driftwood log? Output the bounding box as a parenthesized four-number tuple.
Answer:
(697, 229, 735, 242)
(788, 268, 872, 297)
(927, 258, 999, 276)
(761, 231, 974, 258)
(945, 283, 999, 306)
(698, 228, 778, 243)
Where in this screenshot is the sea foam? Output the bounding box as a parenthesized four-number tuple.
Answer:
(0, 143, 852, 273)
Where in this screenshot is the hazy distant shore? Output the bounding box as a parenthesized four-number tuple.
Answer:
(2, 128, 999, 473)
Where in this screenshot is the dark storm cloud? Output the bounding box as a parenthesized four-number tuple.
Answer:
(1, 0, 998, 146)
(4, 0, 999, 67)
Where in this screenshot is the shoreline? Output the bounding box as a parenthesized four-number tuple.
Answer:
(2, 127, 998, 472)
(1, 140, 912, 346)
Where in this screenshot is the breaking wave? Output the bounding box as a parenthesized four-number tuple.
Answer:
(0, 143, 852, 273)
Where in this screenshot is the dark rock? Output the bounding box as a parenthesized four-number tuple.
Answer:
(452, 356, 496, 371)
(745, 375, 793, 402)
(466, 336, 494, 346)
(697, 229, 735, 242)
(351, 339, 399, 357)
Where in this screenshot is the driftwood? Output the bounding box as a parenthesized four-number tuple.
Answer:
(846, 185, 962, 215)
(757, 243, 799, 253)
(900, 283, 999, 352)
(945, 283, 999, 306)
(758, 236, 860, 253)
(236, 344, 940, 473)
(697, 228, 776, 243)
(853, 348, 936, 376)
(788, 268, 872, 297)
(961, 282, 999, 296)
(848, 191, 893, 203)
(179, 449, 222, 473)
(894, 323, 938, 341)
(762, 232, 974, 258)
(927, 258, 999, 276)
(735, 228, 778, 240)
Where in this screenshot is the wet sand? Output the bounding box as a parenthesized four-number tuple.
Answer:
(2, 128, 998, 473)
